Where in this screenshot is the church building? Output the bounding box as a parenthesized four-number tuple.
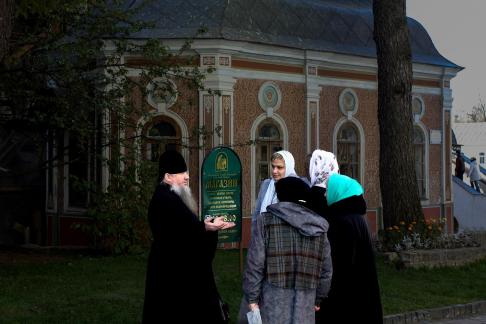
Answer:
(47, 0, 462, 246)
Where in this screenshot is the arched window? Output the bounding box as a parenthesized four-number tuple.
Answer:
(337, 122, 360, 180)
(413, 126, 426, 199)
(144, 118, 181, 161)
(255, 121, 283, 196)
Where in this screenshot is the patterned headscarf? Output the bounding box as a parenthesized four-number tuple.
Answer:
(260, 150, 296, 213)
(309, 149, 339, 189)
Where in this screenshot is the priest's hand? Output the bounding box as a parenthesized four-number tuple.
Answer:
(204, 216, 236, 231)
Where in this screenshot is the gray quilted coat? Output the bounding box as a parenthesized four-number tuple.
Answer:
(240, 202, 332, 324)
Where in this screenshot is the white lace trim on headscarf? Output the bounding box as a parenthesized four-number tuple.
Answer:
(259, 150, 296, 213)
(309, 150, 339, 188)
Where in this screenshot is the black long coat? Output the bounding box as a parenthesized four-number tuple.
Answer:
(307, 186, 329, 218)
(315, 195, 383, 324)
(142, 183, 224, 323)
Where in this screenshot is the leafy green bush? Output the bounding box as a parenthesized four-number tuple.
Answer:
(82, 159, 157, 255)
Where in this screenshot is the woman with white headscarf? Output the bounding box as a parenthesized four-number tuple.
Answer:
(239, 150, 298, 324)
(251, 150, 297, 221)
(307, 149, 340, 218)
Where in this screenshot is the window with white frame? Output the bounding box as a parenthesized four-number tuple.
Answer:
(67, 133, 90, 209)
(144, 117, 181, 162)
(46, 130, 56, 210)
(480, 152, 485, 165)
(255, 121, 282, 197)
(337, 122, 360, 180)
(413, 126, 426, 199)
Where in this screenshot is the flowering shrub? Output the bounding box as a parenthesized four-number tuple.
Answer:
(376, 218, 480, 252)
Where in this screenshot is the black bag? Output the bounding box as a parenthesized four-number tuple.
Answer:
(218, 297, 230, 323)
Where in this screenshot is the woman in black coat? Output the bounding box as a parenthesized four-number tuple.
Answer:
(316, 173, 383, 324)
(143, 150, 234, 323)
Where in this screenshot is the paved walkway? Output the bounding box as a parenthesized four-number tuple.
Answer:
(432, 314, 486, 323)
(384, 300, 486, 324)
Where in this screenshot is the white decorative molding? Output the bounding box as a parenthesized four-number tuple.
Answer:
(307, 65, 317, 76)
(219, 56, 231, 67)
(319, 77, 377, 90)
(120, 38, 460, 94)
(202, 55, 216, 66)
(220, 92, 234, 145)
(339, 88, 359, 117)
(442, 87, 454, 111)
(201, 54, 232, 68)
(306, 80, 321, 100)
(232, 69, 306, 84)
(306, 100, 319, 152)
(146, 78, 178, 113)
(412, 86, 442, 96)
(258, 81, 282, 113)
(430, 129, 442, 145)
(203, 68, 237, 92)
(412, 95, 426, 121)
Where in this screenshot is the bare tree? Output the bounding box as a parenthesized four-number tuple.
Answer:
(467, 98, 486, 122)
(373, 0, 424, 227)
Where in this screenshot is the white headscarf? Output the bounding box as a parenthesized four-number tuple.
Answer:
(309, 149, 339, 188)
(259, 150, 296, 213)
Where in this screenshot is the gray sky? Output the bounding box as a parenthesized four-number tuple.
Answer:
(407, 0, 486, 117)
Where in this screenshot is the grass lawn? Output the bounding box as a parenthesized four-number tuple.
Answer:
(1, 249, 486, 323)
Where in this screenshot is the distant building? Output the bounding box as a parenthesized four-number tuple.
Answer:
(453, 122, 486, 167)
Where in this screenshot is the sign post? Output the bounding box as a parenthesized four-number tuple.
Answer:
(201, 146, 243, 270)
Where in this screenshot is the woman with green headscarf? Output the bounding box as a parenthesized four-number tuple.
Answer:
(316, 173, 383, 324)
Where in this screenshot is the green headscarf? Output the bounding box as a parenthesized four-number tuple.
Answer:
(326, 173, 364, 206)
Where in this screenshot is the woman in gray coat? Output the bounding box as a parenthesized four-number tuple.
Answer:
(243, 177, 333, 324)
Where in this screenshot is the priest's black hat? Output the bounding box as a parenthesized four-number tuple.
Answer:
(159, 150, 187, 179)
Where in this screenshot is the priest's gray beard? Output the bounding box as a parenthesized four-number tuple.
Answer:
(170, 184, 198, 215)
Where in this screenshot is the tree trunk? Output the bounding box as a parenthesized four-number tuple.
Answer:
(0, 0, 14, 61)
(373, 0, 424, 227)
